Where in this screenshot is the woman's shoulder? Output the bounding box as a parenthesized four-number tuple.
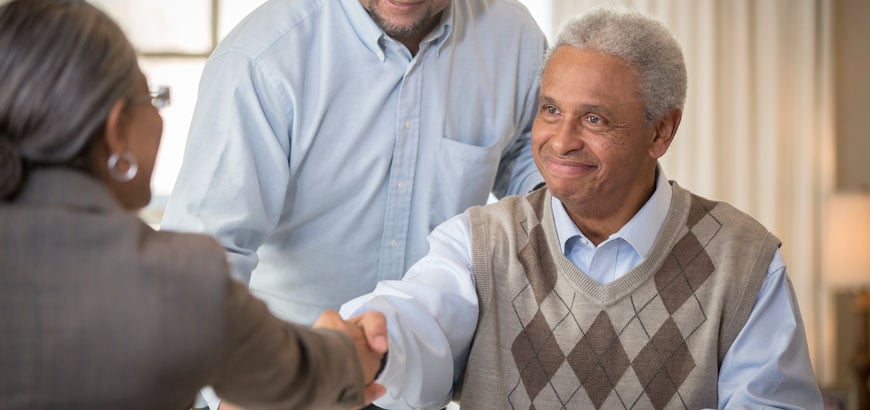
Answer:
(139, 225, 232, 283)
(145, 227, 226, 256)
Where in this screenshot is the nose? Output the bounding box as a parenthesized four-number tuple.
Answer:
(548, 120, 584, 155)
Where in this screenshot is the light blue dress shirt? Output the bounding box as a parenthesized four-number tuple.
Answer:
(341, 169, 822, 409)
(161, 0, 546, 324)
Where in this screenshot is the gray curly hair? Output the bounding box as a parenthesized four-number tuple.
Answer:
(0, 0, 139, 199)
(544, 8, 687, 123)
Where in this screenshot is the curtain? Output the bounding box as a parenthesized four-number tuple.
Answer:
(546, 0, 835, 382)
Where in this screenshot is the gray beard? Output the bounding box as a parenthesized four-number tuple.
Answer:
(366, 2, 438, 39)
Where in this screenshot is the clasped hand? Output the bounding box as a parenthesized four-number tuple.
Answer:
(314, 310, 388, 406)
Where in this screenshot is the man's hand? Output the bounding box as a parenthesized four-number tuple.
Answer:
(314, 310, 388, 405)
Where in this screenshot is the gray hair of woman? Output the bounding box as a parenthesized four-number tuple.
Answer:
(543, 7, 687, 124)
(0, 0, 139, 199)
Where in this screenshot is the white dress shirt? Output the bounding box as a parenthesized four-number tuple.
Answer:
(161, 0, 546, 325)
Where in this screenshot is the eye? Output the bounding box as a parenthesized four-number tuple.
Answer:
(583, 114, 611, 129)
(542, 104, 559, 115)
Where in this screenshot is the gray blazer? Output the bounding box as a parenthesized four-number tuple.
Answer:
(0, 169, 364, 409)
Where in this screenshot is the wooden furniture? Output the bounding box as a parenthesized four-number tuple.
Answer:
(853, 289, 869, 410)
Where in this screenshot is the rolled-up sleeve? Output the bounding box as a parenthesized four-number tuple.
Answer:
(340, 214, 479, 410)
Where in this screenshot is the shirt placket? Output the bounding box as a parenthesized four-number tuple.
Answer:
(377, 45, 425, 281)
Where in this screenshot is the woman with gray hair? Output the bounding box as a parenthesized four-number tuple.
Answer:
(0, 0, 385, 408)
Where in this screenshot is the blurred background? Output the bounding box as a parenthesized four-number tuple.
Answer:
(91, 0, 869, 407)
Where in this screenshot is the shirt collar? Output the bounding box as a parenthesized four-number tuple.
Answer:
(552, 165, 673, 258)
(428, 3, 453, 58)
(338, 0, 453, 61)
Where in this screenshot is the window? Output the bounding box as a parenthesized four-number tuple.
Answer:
(92, 1, 269, 225)
(519, 0, 553, 41)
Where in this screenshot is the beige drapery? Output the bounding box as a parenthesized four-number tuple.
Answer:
(544, 0, 835, 381)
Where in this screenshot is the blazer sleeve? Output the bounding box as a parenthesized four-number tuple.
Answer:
(211, 279, 366, 409)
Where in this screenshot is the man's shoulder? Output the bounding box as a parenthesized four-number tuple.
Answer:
(455, 0, 543, 33)
(141, 229, 231, 283)
(673, 183, 776, 241)
(211, 0, 328, 60)
(450, 0, 546, 68)
(461, 0, 538, 21)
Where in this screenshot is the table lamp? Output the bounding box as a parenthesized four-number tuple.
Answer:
(825, 193, 870, 409)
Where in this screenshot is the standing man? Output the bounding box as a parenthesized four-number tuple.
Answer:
(339, 8, 823, 409)
(162, 1, 545, 407)
(164, 0, 545, 322)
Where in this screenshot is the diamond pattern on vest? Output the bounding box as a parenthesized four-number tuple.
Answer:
(517, 224, 558, 305)
(507, 197, 720, 409)
(631, 318, 697, 408)
(655, 233, 716, 315)
(566, 311, 631, 408)
(510, 225, 565, 406)
(686, 195, 717, 229)
(512, 310, 567, 400)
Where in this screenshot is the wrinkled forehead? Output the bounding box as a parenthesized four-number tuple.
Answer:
(539, 46, 646, 118)
(542, 46, 639, 90)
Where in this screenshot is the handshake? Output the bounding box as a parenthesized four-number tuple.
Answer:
(215, 309, 389, 410)
(314, 310, 389, 406)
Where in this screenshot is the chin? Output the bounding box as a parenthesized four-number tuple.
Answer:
(547, 184, 590, 206)
(137, 192, 153, 209)
(123, 189, 151, 211)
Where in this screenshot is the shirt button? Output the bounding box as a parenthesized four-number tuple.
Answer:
(397, 181, 405, 190)
(404, 121, 412, 129)
(389, 240, 398, 248)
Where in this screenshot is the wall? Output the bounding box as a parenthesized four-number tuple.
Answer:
(834, 0, 870, 191)
(825, 0, 870, 391)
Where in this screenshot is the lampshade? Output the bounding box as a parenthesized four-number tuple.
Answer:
(824, 193, 870, 288)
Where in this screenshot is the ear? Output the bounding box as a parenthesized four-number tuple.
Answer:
(102, 98, 129, 155)
(649, 109, 682, 159)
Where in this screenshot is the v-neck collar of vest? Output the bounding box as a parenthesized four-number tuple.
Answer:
(542, 182, 690, 306)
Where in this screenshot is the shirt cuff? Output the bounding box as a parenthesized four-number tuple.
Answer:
(197, 386, 220, 409)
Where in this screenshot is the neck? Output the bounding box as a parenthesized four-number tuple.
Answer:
(393, 12, 442, 56)
(565, 171, 658, 246)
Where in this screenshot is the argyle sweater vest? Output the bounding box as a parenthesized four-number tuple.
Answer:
(456, 183, 780, 409)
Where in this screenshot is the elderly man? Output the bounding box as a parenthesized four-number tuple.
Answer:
(337, 7, 822, 410)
